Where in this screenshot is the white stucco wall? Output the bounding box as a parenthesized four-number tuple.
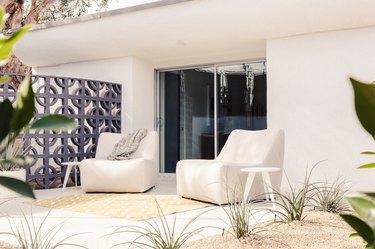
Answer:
(131, 58, 155, 131)
(267, 27, 375, 192)
(33, 56, 155, 133)
(30, 24, 375, 190)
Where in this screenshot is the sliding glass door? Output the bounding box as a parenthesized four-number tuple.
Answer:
(158, 62, 266, 173)
(216, 63, 267, 153)
(159, 68, 215, 172)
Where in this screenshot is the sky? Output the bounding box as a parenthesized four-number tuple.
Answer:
(107, 0, 161, 10)
(87, 0, 162, 13)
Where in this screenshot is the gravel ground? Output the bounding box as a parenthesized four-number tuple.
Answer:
(182, 211, 364, 249)
(0, 241, 18, 249)
(0, 211, 363, 249)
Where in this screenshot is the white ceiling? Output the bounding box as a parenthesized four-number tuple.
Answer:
(14, 0, 375, 69)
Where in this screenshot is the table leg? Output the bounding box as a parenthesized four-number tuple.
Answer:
(243, 172, 256, 203)
(262, 172, 276, 209)
(62, 164, 73, 191)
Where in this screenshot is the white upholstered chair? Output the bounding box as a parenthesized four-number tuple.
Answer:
(80, 131, 158, 193)
(176, 129, 285, 204)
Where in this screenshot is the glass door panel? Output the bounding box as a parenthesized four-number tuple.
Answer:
(159, 67, 215, 173)
(216, 63, 267, 154)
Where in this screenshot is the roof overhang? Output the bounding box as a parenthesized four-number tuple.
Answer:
(14, 0, 375, 69)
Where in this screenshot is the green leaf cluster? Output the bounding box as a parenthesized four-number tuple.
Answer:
(350, 78, 375, 169)
(341, 196, 375, 249)
(0, 8, 77, 199)
(0, 10, 30, 66)
(341, 78, 375, 247)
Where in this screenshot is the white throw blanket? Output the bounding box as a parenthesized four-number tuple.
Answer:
(107, 129, 147, 160)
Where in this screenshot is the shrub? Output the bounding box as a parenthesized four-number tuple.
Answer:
(4, 210, 86, 249)
(224, 201, 253, 239)
(271, 163, 318, 223)
(311, 178, 349, 214)
(111, 201, 208, 249)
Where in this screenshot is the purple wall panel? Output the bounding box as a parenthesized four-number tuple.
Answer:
(0, 74, 122, 189)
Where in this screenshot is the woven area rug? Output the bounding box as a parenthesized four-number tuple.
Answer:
(31, 194, 211, 220)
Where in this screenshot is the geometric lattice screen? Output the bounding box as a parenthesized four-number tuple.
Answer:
(0, 74, 122, 189)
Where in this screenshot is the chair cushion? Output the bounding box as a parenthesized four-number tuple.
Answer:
(107, 129, 147, 160)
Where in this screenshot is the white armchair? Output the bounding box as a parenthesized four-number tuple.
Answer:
(80, 131, 158, 193)
(176, 129, 284, 204)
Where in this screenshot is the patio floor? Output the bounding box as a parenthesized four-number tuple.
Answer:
(0, 173, 275, 249)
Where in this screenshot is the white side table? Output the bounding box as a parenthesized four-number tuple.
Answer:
(241, 167, 280, 208)
(61, 161, 81, 191)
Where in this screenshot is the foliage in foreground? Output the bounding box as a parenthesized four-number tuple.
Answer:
(0, 135, 33, 171)
(4, 210, 87, 249)
(350, 78, 375, 169)
(111, 201, 207, 249)
(0, 8, 76, 198)
(341, 196, 375, 249)
(339, 78, 375, 249)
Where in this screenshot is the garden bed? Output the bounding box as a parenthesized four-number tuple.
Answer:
(183, 211, 363, 249)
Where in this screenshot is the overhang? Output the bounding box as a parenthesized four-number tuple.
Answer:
(14, 0, 375, 69)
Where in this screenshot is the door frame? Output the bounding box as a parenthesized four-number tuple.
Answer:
(155, 59, 266, 173)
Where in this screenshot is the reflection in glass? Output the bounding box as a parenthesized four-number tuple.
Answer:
(216, 62, 267, 154)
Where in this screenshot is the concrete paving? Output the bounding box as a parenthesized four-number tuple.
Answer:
(0, 173, 274, 249)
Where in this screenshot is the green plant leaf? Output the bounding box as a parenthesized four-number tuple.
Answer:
(341, 214, 374, 245)
(350, 78, 375, 139)
(10, 77, 35, 133)
(365, 193, 375, 199)
(346, 197, 375, 221)
(30, 114, 77, 131)
(362, 152, 375, 155)
(0, 26, 30, 62)
(0, 176, 35, 199)
(0, 99, 14, 142)
(358, 163, 375, 169)
(3, 26, 30, 46)
(349, 232, 360, 238)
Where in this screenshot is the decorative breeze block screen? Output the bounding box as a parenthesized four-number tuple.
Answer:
(0, 74, 122, 189)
